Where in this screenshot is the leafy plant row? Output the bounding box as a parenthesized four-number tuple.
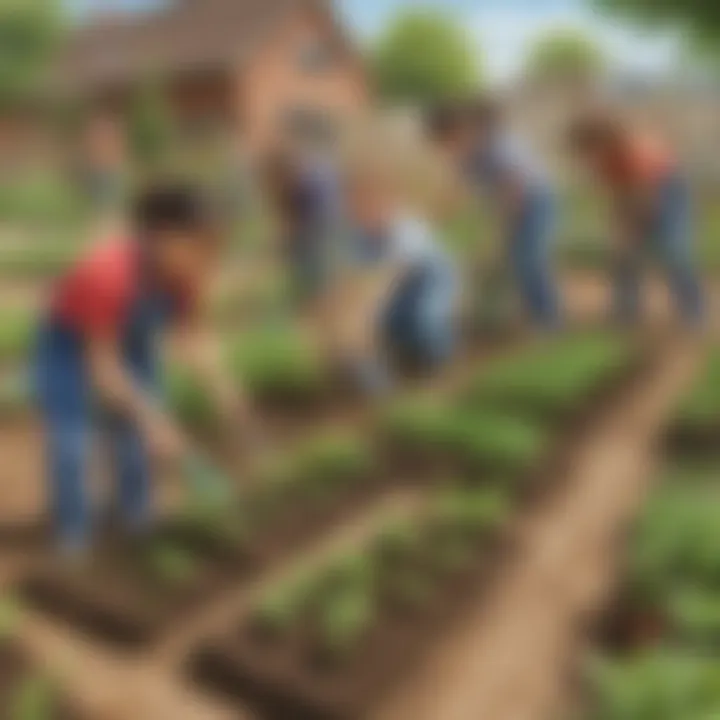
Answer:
(249, 486, 511, 663)
(192, 485, 514, 718)
(584, 464, 720, 720)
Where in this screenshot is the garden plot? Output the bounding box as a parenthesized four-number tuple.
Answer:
(580, 366, 720, 720)
(582, 465, 720, 720)
(184, 334, 646, 720)
(19, 333, 644, 658)
(20, 432, 378, 649)
(191, 487, 513, 720)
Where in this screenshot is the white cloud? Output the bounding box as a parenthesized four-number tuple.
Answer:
(472, 4, 684, 83)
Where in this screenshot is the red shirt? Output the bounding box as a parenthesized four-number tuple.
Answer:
(597, 134, 675, 190)
(52, 239, 194, 339)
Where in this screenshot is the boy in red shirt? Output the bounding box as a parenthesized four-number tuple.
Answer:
(34, 185, 249, 556)
(569, 111, 704, 325)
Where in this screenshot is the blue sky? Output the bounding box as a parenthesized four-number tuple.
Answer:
(69, 0, 683, 82)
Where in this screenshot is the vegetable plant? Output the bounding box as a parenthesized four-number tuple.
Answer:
(228, 327, 324, 403)
(587, 651, 720, 720)
(166, 367, 218, 435)
(464, 333, 633, 420)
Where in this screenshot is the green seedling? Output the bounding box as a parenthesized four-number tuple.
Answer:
(145, 544, 198, 586)
(166, 369, 218, 434)
(587, 651, 720, 720)
(317, 588, 374, 660)
(229, 327, 324, 400)
(373, 519, 424, 565)
(669, 587, 720, 647)
(433, 488, 512, 535)
(253, 567, 321, 635)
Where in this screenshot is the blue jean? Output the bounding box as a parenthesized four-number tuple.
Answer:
(613, 174, 704, 324)
(34, 323, 154, 550)
(508, 189, 561, 329)
(383, 263, 458, 367)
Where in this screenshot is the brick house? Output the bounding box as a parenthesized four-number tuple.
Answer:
(57, 0, 369, 150)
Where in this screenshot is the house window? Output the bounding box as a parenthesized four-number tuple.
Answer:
(298, 39, 334, 73)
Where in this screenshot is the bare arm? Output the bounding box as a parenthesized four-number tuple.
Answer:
(87, 336, 185, 459)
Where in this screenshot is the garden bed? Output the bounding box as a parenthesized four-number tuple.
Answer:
(581, 461, 720, 720)
(379, 332, 648, 500)
(20, 433, 384, 649)
(190, 487, 514, 720)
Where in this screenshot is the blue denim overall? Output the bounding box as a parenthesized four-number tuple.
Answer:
(508, 187, 561, 329)
(355, 232, 459, 368)
(34, 286, 170, 550)
(613, 172, 704, 325)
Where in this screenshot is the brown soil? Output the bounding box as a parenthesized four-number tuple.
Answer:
(370, 338, 702, 720)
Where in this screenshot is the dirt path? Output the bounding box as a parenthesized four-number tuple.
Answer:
(371, 339, 702, 720)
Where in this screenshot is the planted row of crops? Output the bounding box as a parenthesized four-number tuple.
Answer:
(20, 333, 640, 660)
(181, 333, 643, 719)
(582, 355, 720, 720)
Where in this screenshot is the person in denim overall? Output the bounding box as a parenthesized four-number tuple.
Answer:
(341, 163, 459, 394)
(570, 113, 704, 326)
(429, 100, 562, 331)
(34, 186, 244, 556)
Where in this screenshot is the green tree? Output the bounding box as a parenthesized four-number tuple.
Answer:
(524, 29, 605, 82)
(0, 0, 63, 110)
(372, 9, 481, 105)
(592, 0, 720, 43)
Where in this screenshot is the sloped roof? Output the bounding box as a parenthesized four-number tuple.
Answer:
(56, 0, 319, 94)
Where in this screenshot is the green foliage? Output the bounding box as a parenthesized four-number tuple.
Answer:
(629, 485, 720, 602)
(588, 651, 720, 720)
(383, 398, 547, 476)
(371, 9, 481, 105)
(144, 543, 198, 587)
(593, 0, 720, 45)
(166, 368, 217, 434)
(0, 173, 85, 228)
(669, 587, 720, 646)
(674, 353, 720, 434)
(0, 313, 33, 363)
(0, 0, 63, 110)
(0, 246, 75, 279)
(229, 327, 324, 402)
(524, 29, 605, 82)
(465, 334, 632, 420)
